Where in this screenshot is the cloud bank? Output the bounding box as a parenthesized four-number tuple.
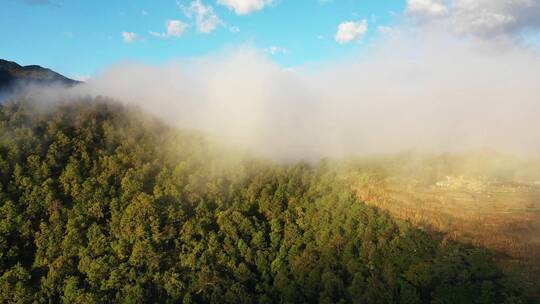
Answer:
(54, 28, 538, 161)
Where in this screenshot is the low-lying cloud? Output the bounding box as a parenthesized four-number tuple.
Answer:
(18, 27, 540, 161)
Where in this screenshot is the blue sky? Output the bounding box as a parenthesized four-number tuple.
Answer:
(1, 0, 406, 79)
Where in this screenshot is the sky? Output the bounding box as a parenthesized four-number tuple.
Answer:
(3, 0, 540, 79)
(1, 0, 406, 79)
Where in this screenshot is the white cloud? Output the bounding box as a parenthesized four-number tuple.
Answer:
(182, 0, 222, 33)
(335, 20, 368, 44)
(167, 20, 187, 37)
(266, 45, 287, 55)
(378, 26, 393, 34)
(451, 0, 521, 36)
(229, 26, 240, 33)
(141, 10, 149, 16)
(217, 0, 272, 15)
(406, 0, 449, 17)
(406, 0, 540, 38)
(122, 31, 137, 43)
(150, 20, 187, 38)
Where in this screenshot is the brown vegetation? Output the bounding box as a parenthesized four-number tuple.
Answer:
(343, 156, 540, 298)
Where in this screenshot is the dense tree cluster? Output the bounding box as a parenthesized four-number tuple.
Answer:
(0, 99, 525, 303)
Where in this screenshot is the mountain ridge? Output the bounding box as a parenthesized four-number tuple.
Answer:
(0, 59, 80, 93)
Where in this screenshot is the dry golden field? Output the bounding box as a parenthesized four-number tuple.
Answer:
(342, 153, 540, 298)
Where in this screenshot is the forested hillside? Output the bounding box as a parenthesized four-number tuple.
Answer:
(342, 154, 540, 299)
(0, 98, 526, 303)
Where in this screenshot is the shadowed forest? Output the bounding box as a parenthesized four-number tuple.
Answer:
(0, 98, 532, 303)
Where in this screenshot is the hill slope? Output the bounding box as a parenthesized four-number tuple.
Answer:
(0, 98, 525, 303)
(345, 153, 540, 299)
(0, 59, 79, 93)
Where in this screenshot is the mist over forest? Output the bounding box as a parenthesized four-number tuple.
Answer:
(24, 31, 540, 161)
(2, 0, 540, 303)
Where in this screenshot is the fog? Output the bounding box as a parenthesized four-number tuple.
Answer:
(21, 28, 540, 161)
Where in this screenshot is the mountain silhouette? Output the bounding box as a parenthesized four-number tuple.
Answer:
(0, 59, 80, 93)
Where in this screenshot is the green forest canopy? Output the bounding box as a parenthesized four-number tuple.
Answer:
(0, 98, 526, 303)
